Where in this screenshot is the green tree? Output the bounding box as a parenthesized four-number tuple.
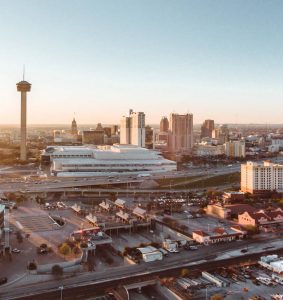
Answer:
(180, 268, 189, 277)
(59, 243, 71, 256)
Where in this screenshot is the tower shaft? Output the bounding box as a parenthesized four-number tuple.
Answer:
(17, 80, 31, 162)
(20, 91, 27, 161)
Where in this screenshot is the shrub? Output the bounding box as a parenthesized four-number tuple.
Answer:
(52, 264, 63, 276)
(211, 294, 223, 300)
(80, 242, 88, 249)
(73, 246, 81, 255)
(180, 268, 189, 277)
(59, 243, 71, 256)
(27, 261, 37, 270)
(65, 239, 76, 249)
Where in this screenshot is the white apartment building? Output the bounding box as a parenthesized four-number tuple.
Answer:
(120, 110, 145, 147)
(241, 161, 283, 194)
(268, 138, 283, 153)
(224, 140, 246, 158)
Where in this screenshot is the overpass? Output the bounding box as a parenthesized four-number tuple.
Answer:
(2, 238, 283, 300)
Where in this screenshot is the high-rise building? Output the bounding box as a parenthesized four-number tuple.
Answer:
(212, 124, 229, 144)
(241, 161, 283, 194)
(224, 140, 246, 158)
(168, 113, 193, 153)
(120, 110, 145, 147)
(160, 116, 169, 132)
(111, 125, 119, 136)
(17, 79, 31, 161)
(71, 118, 78, 135)
(103, 127, 112, 138)
(201, 119, 214, 139)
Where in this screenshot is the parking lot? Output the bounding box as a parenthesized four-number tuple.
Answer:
(172, 262, 283, 300)
(170, 211, 234, 235)
(1, 199, 94, 282)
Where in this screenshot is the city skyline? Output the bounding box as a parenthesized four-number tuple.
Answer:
(1, 0, 283, 125)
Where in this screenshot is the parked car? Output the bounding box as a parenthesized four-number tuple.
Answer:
(184, 244, 198, 251)
(37, 248, 48, 254)
(12, 248, 21, 253)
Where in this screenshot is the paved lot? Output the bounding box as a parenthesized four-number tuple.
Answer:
(175, 212, 236, 234)
(16, 214, 57, 232)
(1, 200, 89, 283)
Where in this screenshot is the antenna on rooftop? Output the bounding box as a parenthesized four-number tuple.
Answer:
(23, 64, 25, 81)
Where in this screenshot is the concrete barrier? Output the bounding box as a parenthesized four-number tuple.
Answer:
(37, 257, 82, 274)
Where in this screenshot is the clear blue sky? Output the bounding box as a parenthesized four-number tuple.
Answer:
(0, 0, 283, 125)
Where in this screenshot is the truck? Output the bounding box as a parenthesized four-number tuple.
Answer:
(137, 174, 152, 178)
(163, 239, 179, 253)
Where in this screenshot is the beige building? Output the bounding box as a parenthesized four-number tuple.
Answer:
(206, 204, 231, 219)
(192, 227, 245, 245)
(168, 113, 193, 153)
(160, 116, 169, 132)
(193, 144, 224, 157)
(241, 161, 283, 194)
(238, 208, 283, 227)
(82, 123, 105, 145)
(120, 110, 145, 147)
(224, 140, 246, 158)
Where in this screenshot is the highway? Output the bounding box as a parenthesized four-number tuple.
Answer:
(0, 166, 240, 193)
(1, 156, 283, 194)
(1, 237, 283, 300)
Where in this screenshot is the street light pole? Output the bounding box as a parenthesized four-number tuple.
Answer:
(59, 285, 64, 300)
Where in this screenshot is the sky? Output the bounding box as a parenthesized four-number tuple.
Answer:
(0, 0, 283, 125)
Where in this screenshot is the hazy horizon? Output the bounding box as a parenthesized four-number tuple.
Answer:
(1, 1, 283, 125)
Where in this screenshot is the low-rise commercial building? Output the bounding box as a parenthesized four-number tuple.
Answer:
(44, 144, 176, 176)
(193, 144, 224, 157)
(238, 208, 283, 227)
(192, 227, 246, 245)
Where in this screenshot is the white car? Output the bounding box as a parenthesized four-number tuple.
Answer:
(12, 248, 21, 253)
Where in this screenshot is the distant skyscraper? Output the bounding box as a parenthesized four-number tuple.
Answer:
(160, 116, 169, 132)
(212, 124, 229, 144)
(201, 119, 215, 139)
(120, 110, 145, 147)
(17, 79, 31, 161)
(71, 118, 78, 135)
(168, 113, 193, 153)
